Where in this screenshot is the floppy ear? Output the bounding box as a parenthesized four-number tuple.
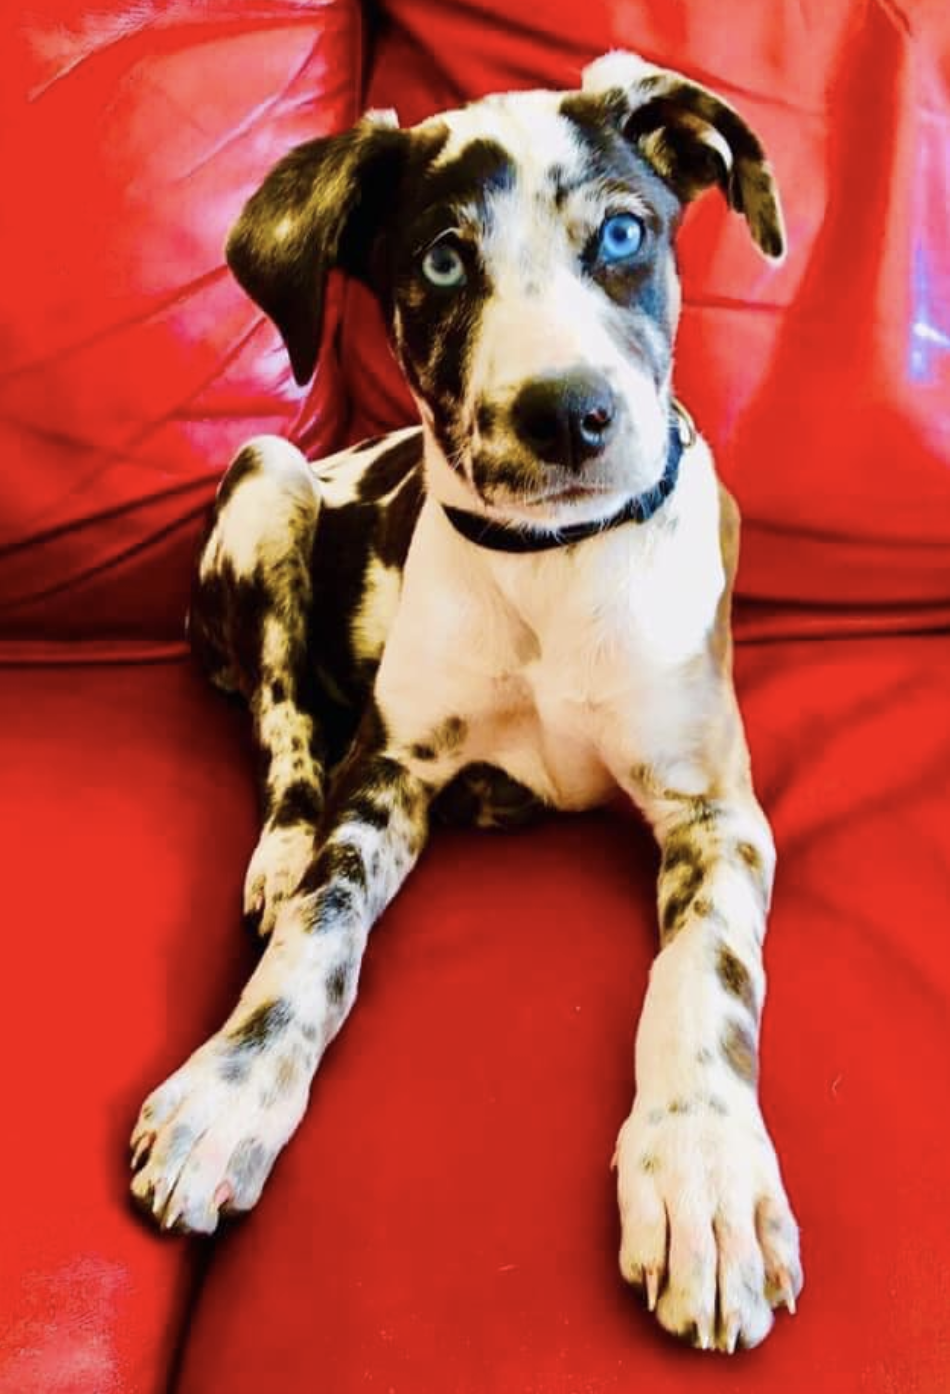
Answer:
(582, 51, 785, 261)
(226, 111, 409, 385)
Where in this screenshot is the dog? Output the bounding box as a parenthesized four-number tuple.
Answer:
(130, 50, 802, 1353)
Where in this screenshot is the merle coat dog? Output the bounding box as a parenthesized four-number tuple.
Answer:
(131, 51, 801, 1353)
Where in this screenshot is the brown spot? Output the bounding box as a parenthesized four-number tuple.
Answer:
(410, 741, 437, 761)
(716, 942, 758, 1019)
(685, 797, 719, 825)
(735, 839, 770, 908)
(736, 840, 762, 873)
(668, 1097, 693, 1115)
(640, 1153, 660, 1174)
(660, 834, 707, 940)
(722, 1020, 758, 1085)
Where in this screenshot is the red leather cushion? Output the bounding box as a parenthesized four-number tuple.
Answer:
(167, 634, 950, 1393)
(341, 0, 950, 611)
(0, 0, 362, 642)
(0, 657, 261, 1394)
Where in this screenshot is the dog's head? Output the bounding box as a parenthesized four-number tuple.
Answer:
(228, 52, 783, 527)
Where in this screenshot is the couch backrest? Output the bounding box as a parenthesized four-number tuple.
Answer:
(0, 0, 363, 642)
(1, 0, 947, 644)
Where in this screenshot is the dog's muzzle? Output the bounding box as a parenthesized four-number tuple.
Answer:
(442, 403, 694, 554)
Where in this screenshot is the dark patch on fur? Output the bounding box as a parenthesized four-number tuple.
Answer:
(433, 762, 545, 830)
(228, 1139, 271, 1203)
(375, 469, 425, 570)
(326, 964, 350, 1005)
(471, 451, 537, 502)
(220, 1053, 252, 1085)
(269, 779, 323, 829)
(190, 559, 272, 699)
(716, 942, 758, 1019)
(660, 831, 707, 939)
(413, 714, 467, 762)
(269, 677, 287, 704)
(414, 137, 516, 220)
(668, 1097, 693, 1115)
(228, 998, 293, 1050)
(311, 880, 360, 923)
(735, 838, 770, 908)
(345, 794, 391, 831)
(316, 840, 368, 893)
(722, 1020, 758, 1085)
(356, 432, 424, 503)
(476, 400, 497, 435)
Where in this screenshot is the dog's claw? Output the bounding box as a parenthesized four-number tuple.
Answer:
(214, 1181, 233, 1211)
(645, 1266, 660, 1312)
(131, 1132, 154, 1170)
(696, 1314, 714, 1351)
(777, 1271, 797, 1315)
(721, 1311, 741, 1354)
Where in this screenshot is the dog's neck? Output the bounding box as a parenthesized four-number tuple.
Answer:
(422, 403, 695, 555)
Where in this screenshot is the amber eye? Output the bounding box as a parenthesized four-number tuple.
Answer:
(421, 239, 467, 289)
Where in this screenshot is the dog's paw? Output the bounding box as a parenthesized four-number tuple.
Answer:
(243, 820, 315, 937)
(130, 1034, 308, 1233)
(615, 1094, 802, 1352)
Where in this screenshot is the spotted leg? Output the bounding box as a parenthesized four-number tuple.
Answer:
(130, 713, 435, 1232)
(613, 765, 803, 1351)
(189, 436, 329, 937)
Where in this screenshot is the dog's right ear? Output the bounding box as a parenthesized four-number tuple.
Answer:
(226, 113, 409, 386)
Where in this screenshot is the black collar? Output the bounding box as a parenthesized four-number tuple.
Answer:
(440, 404, 695, 554)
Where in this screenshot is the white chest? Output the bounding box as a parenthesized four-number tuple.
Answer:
(376, 445, 724, 810)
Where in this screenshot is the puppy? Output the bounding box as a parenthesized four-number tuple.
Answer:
(131, 51, 802, 1353)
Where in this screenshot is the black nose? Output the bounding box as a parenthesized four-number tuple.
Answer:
(511, 371, 617, 469)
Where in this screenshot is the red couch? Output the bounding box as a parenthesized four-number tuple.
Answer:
(2, 2, 949, 1391)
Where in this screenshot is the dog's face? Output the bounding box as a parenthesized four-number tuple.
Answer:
(228, 52, 784, 526)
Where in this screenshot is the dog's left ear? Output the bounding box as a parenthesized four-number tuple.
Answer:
(582, 51, 785, 261)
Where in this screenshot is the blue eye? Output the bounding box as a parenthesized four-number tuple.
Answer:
(598, 213, 644, 263)
(421, 240, 467, 288)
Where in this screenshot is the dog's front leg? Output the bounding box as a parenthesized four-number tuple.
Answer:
(613, 768, 803, 1351)
(130, 715, 433, 1234)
